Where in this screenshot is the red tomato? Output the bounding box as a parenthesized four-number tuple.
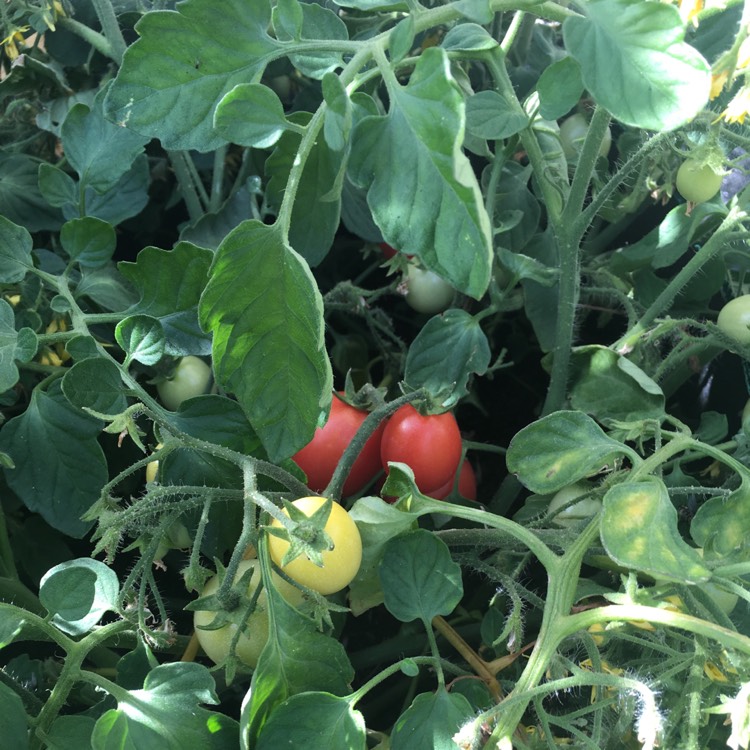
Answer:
(428, 459, 477, 501)
(379, 242, 398, 260)
(380, 404, 462, 491)
(293, 394, 385, 497)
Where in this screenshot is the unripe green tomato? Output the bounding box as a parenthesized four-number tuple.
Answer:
(547, 482, 602, 527)
(268, 496, 362, 595)
(696, 549, 739, 615)
(559, 113, 611, 161)
(194, 559, 304, 667)
(156, 356, 213, 411)
(675, 159, 723, 203)
(404, 265, 455, 314)
(717, 295, 750, 345)
(743, 398, 750, 431)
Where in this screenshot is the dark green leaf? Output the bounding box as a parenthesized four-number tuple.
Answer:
(0, 301, 37, 392)
(563, 0, 710, 130)
(0, 380, 106, 537)
(466, 90, 528, 140)
(0, 153, 63, 232)
(62, 358, 128, 416)
(272, 0, 303, 40)
(441, 23, 498, 54)
(0, 680, 28, 750)
(389, 17, 415, 65)
(0, 606, 25, 648)
(496, 246, 559, 286)
(199, 221, 332, 462)
(283, 3, 348, 79)
(75, 266, 139, 313)
(256, 693, 366, 750)
(0, 216, 33, 283)
(348, 47, 492, 299)
(115, 315, 166, 366)
(537, 57, 584, 121)
(119, 242, 213, 356)
(506, 411, 629, 494)
(379, 529, 463, 623)
(104, 0, 282, 152)
(39, 558, 120, 636)
(519, 231, 559, 352)
(47, 717, 96, 750)
(691, 483, 750, 557)
(568, 345, 665, 422)
(91, 662, 239, 750)
(404, 309, 490, 407)
(265, 115, 343, 266)
(322, 72, 352, 152)
(390, 688, 474, 750)
(602, 479, 710, 582)
(214, 84, 291, 149)
(60, 217, 116, 269)
(38, 163, 78, 209)
(62, 85, 149, 193)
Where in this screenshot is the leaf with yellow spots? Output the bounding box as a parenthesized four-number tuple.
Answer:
(601, 479, 710, 583)
(506, 410, 629, 495)
(691, 481, 750, 558)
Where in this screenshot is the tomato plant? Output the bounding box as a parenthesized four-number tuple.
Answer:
(292, 393, 385, 497)
(193, 559, 305, 667)
(675, 158, 724, 203)
(267, 496, 362, 595)
(717, 295, 750, 345)
(380, 404, 462, 491)
(156, 356, 213, 411)
(4, 1, 750, 749)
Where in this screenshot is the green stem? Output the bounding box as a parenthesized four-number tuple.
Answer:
(169, 151, 206, 223)
(58, 16, 116, 60)
(90, 0, 127, 64)
(209, 145, 227, 213)
(614, 204, 747, 352)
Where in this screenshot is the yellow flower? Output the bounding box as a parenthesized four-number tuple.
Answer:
(679, 0, 703, 26)
(1, 27, 29, 61)
(711, 69, 731, 100)
(722, 85, 750, 124)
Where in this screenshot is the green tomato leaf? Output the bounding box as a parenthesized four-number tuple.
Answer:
(62, 85, 149, 194)
(390, 688, 475, 750)
(404, 309, 490, 408)
(272, 0, 303, 40)
(568, 345, 666, 422)
(0, 380, 106, 537)
(265, 115, 343, 266)
(38, 163, 78, 210)
(75, 266, 139, 313)
(348, 47, 492, 299)
(0, 301, 37, 393)
(60, 217, 116, 269)
(0, 606, 25, 648)
(256, 693, 366, 750)
(243, 561, 354, 744)
(484, 165, 541, 253)
(506, 410, 629, 495)
(214, 84, 291, 149)
(379, 529, 463, 623)
(104, 0, 283, 152)
(322, 72, 352, 152)
(691, 482, 750, 557)
(199, 220, 332, 462)
(466, 90, 529, 140)
(348, 496, 419, 615)
(46, 716, 96, 750)
(119, 242, 213, 356)
(91, 662, 239, 750)
(115, 315, 166, 366)
(0, 216, 33, 283)
(62, 358, 128, 416)
(563, 0, 710, 130)
(601, 479, 710, 582)
(389, 16, 415, 65)
(0, 153, 63, 232)
(39, 558, 119, 636)
(441, 23, 498, 55)
(283, 3, 348, 79)
(0, 680, 28, 750)
(537, 57, 584, 121)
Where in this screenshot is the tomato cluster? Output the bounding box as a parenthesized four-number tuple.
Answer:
(293, 396, 474, 501)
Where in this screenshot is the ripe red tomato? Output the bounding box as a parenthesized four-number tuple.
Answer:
(428, 459, 477, 501)
(293, 394, 385, 497)
(380, 404, 462, 491)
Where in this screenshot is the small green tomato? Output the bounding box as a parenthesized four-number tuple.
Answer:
(547, 482, 602, 527)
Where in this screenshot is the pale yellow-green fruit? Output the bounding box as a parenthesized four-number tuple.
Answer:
(268, 496, 362, 595)
(156, 356, 213, 411)
(194, 559, 304, 667)
(546, 482, 602, 527)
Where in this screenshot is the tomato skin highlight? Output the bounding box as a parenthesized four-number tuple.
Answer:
(268, 496, 362, 595)
(404, 264, 455, 315)
(380, 404, 462, 491)
(675, 159, 723, 203)
(717, 295, 750, 345)
(428, 459, 477, 501)
(292, 394, 385, 497)
(156, 356, 213, 411)
(559, 113, 611, 161)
